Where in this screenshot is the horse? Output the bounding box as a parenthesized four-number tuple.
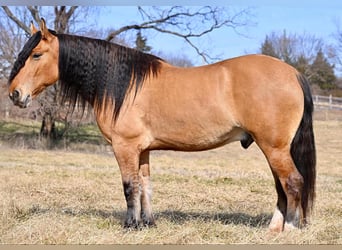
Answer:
(8, 18, 316, 232)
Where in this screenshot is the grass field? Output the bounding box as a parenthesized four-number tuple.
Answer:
(0, 118, 341, 244)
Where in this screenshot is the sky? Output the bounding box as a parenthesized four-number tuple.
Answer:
(1, 0, 341, 67)
(85, 1, 342, 67)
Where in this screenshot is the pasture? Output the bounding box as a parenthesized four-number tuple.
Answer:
(0, 117, 341, 244)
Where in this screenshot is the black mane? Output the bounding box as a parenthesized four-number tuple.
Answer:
(10, 31, 163, 121)
(57, 33, 163, 120)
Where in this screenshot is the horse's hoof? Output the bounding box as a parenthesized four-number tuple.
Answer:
(143, 219, 156, 228)
(124, 219, 141, 230)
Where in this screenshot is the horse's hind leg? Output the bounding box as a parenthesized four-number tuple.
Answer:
(262, 146, 304, 231)
(269, 171, 287, 232)
(139, 150, 155, 227)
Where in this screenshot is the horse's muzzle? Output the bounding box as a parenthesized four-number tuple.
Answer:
(9, 90, 31, 108)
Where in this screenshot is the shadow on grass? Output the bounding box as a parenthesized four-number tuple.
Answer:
(156, 210, 272, 228)
(60, 207, 125, 221)
(20, 204, 271, 228)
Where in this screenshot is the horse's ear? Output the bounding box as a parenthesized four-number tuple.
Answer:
(30, 21, 38, 35)
(39, 18, 53, 40)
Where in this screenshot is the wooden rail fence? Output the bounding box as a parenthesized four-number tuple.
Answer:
(313, 95, 342, 110)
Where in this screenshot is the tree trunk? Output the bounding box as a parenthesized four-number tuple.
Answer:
(40, 112, 56, 149)
(37, 6, 79, 148)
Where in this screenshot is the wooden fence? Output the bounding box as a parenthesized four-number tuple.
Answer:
(313, 95, 342, 110)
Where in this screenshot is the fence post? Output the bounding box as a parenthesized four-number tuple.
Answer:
(329, 95, 332, 109)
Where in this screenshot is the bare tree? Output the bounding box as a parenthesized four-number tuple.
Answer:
(0, 8, 30, 79)
(260, 30, 325, 78)
(260, 30, 338, 90)
(105, 6, 252, 63)
(261, 31, 324, 63)
(333, 19, 342, 73)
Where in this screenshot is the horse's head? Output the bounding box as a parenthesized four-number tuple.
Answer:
(8, 18, 59, 108)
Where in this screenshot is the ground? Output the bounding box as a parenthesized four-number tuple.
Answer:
(0, 117, 341, 244)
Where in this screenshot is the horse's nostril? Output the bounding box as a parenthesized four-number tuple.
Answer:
(13, 90, 20, 98)
(11, 89, 20, 101)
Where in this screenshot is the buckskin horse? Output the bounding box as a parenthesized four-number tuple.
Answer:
(8, 19, 316, 232)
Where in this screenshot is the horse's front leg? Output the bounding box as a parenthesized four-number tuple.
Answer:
(139, 150, 155, 227)
(113, 145, 142, 229)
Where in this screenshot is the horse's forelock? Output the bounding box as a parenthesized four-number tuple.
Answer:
(8, 32, 42, 84)
(8, 29, 58, 84)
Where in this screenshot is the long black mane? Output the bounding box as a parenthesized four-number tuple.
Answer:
(57, 33, 162, 120)
(10, 31, 163, 121)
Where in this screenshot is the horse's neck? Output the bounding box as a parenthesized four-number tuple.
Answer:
(58, 37, 104, 105)
(58, 34, 162, 119)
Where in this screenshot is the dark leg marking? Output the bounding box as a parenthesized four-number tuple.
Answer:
(123, 181, 142, 229)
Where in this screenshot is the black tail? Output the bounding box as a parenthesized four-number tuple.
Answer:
(291, 74, 316, 223)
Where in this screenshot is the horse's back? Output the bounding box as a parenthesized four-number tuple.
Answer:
(120, 54, 304, 151)
(155, 54, 304, 129)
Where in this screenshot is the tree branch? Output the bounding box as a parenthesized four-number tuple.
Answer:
(27, 6, 41, 24)
(54, 6, 79, 33)
(66, 6, 78, 20)
(105, 6, 252, 63)
(1, 6, 30, 35)
(105, 24, 142, 42)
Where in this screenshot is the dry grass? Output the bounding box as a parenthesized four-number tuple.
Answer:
(0, 120, 341, 244)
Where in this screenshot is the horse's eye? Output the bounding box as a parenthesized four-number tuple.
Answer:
(32, 53, 42, 60)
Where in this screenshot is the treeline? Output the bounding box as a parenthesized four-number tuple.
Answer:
(260, 31, 342, 95)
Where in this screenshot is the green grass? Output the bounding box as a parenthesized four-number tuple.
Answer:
(0, 119, 107, 151)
